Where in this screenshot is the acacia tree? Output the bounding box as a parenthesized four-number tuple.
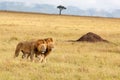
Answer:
(57, 5, 66, 15)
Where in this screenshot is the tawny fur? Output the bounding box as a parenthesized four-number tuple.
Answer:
(36, 38, 54, 63)
(14, 39, 47, 61)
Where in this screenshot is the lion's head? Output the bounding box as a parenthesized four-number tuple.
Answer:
(44, 38, 54, 49)
(35, 39, 47, 53)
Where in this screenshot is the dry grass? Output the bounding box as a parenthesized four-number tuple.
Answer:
(0, 11, 120, 80)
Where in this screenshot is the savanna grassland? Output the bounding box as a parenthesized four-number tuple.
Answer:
(0, 11, 120, 80)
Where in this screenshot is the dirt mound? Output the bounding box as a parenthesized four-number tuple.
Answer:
(77, 32, 109, 42)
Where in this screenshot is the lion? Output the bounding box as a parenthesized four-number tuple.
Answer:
(35, 38, 54, 63)
(14, 39, 47, 62)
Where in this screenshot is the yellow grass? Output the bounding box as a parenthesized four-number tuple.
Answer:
(0, 11, 120, 80)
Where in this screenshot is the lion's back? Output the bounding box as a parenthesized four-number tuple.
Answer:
(18, 41, 34, 52)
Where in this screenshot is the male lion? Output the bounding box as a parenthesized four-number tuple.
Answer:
(35, 38, 54, 63)
(14, 39, 47, 62)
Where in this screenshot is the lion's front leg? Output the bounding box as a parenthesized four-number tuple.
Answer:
(41, 56, 47, 63)
(43, 57, 47, 63)
(38, 54, 44, 63)
(40, 54, 47, 63)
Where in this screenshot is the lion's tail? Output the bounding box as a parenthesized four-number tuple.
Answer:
(14, 42, 22, 58)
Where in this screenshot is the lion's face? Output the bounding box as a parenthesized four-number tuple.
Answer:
(37, 44, 46, 53)
(45, 38, 54, 49)
(36, 39, 47, 53)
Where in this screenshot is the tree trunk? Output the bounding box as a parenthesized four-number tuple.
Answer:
(59, 9, 62, 15)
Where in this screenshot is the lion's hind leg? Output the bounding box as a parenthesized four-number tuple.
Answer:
(21, 51, 27, 59)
